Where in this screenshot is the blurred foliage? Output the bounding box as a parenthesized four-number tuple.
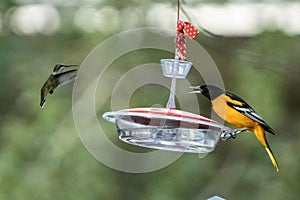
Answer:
(0, 0, 300, 200)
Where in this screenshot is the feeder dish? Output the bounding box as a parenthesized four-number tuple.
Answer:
(103, 108, 231, 153)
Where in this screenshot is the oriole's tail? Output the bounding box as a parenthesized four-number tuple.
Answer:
(253, 124, 279, 172)
(265, 146, 279, 172)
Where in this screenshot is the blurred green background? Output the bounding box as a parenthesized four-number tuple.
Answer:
(1, 0, 300, 199)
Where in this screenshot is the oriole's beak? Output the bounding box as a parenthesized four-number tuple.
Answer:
(189, 86, 202, 94)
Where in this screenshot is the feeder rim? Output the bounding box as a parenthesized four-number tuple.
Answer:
(102, 107, 229, 130)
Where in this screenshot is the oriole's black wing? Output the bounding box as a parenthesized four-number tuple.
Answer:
(225, 91, 275, 135)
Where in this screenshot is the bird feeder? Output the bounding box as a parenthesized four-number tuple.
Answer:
(102, 58, 244, 154)
(102, 0, 245, 154)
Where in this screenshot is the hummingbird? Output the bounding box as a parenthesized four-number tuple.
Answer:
(40, 64, 78, 108)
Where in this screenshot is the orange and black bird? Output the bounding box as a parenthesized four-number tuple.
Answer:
(40, 64, 78, 108)
(191, 84, 279, 171)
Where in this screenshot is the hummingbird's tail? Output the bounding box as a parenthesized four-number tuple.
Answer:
(40, 90, 46, 108)
(40, 83, 47, 108)
(40, 98, 46, 108)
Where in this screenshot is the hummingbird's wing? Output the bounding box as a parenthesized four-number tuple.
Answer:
(55, 69, 78, 87)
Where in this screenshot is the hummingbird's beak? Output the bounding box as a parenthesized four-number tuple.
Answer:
(189, 86, 202, 94)
(64, 64, 78, 68)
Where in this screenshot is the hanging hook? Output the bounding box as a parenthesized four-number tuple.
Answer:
(177, 0, 180, 21)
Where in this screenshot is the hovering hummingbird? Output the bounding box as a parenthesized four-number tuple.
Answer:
(40, 64, 78, 108)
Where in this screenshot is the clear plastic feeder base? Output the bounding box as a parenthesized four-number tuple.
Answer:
(103, 108, 230, 153)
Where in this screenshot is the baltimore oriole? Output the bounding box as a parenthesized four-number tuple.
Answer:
(191, 84, 279, 171)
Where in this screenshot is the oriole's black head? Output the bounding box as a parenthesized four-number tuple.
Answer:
(192, 84, 225, 100)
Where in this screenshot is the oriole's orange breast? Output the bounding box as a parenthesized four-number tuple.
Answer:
(212, 94, 256, 130)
